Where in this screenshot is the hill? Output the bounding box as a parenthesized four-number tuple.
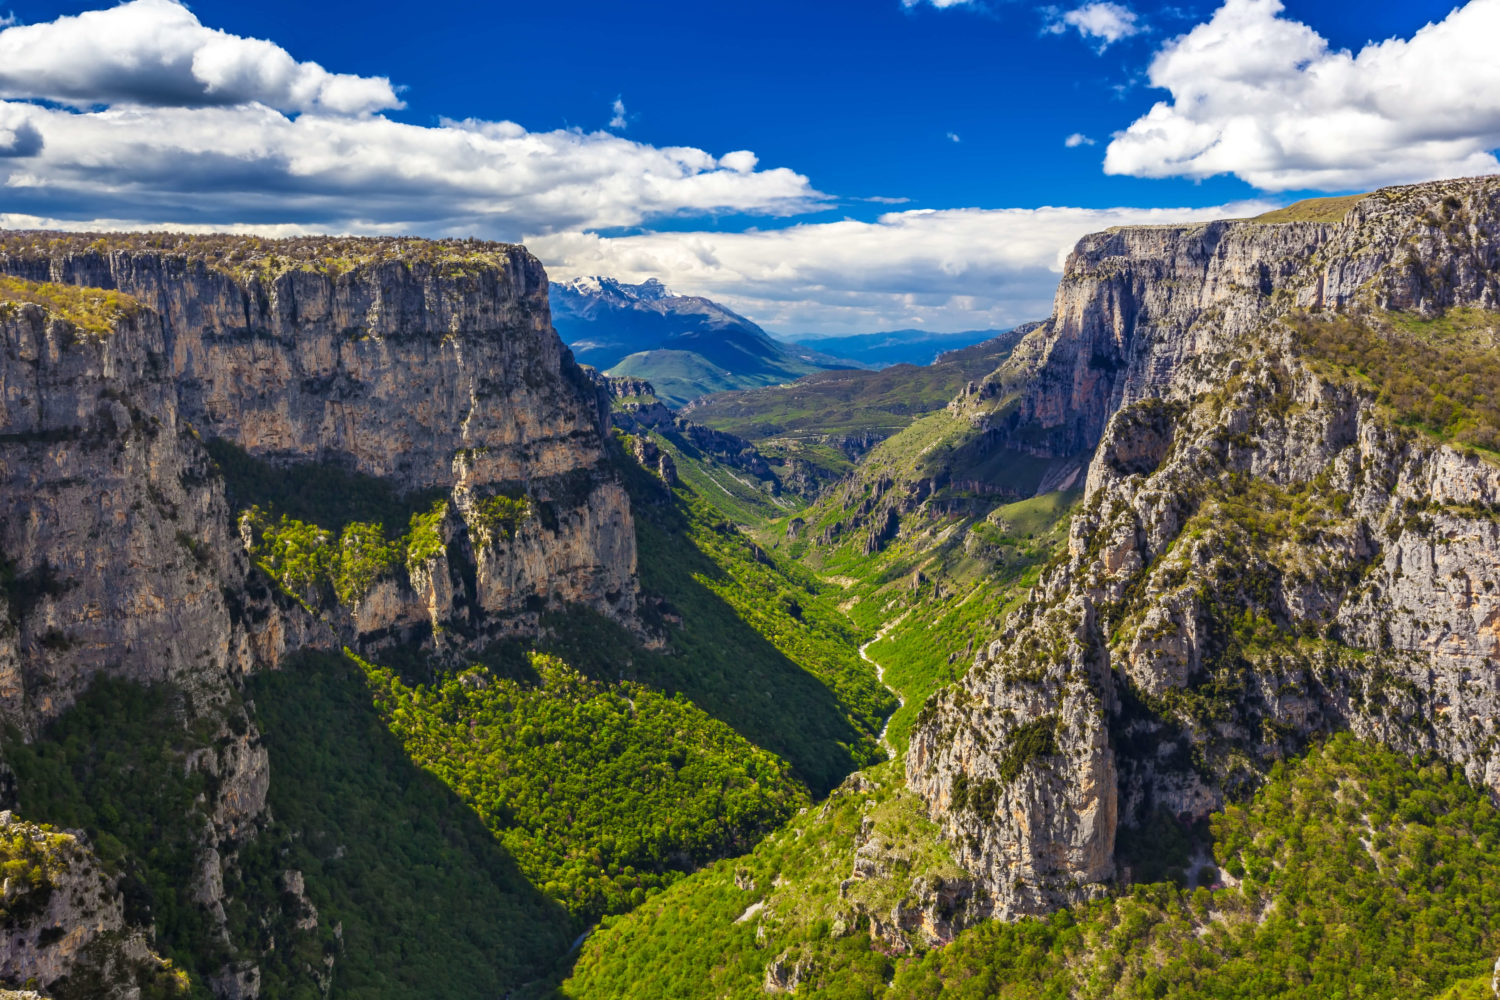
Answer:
(781, 327, 1013, 368)
(550, 276, 855, 405)
(683, 329, 1029, 495)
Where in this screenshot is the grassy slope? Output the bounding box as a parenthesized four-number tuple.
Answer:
(684, 334, 1020, 487)
(608, 348, 819, 407)
(1289, 307, 1500, 457)
(562, 736, 1500, 1000)
(1249, 193, 1368, 224)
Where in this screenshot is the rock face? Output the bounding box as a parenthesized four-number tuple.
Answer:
(0, 234, 644, 995)
(0, 286, 325, 996)
(0, 235, 639, 652)
(0, 812, 184, 999)
(909, 176, 1500, 918)
(0, 290, 318, 732)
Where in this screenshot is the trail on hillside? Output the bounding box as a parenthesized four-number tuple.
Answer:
(859, 613, 909, 757)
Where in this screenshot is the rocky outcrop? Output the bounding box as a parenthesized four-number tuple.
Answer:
(909, 176, 1500, 918)
(0, 235, 639, 652)
(0, 812, 184, 999)
(600, 374, 779, 495)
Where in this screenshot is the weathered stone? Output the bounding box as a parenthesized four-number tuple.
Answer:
(910, 175, 1500, 920)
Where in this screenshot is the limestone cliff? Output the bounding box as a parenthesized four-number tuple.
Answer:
(0, 281, 326, 995)
(0, 235, 638, 652)
(909, 176, 1500, 919)
(0, 233, 643, 995)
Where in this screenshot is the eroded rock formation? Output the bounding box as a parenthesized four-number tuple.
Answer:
(909, 176, 1500, 918)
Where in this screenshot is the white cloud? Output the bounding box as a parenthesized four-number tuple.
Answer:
(0, 100, 823, 237)
(0, 0, 399, 114)
(947, 132, 962, 143)
(1105, 0, 1500, 191)
(1065, 132, 1096, 147)
(0, 13, 14, 29)
(0, 3, 823, 239)
(902, 0, 974, 8)
(530, 200, 1274, 334)
(609, 96, 627, 130)
(1045, 2, 1143, 51)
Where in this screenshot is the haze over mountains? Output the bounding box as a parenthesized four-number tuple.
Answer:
(773, 328, 1012, 368)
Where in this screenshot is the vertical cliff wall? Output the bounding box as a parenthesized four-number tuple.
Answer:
(909, 175, 1500, 920)
(0, 236, 639, 651)
(0, 282, 331, 996)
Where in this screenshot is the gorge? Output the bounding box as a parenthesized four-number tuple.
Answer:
(3, 176, 1500, 1000)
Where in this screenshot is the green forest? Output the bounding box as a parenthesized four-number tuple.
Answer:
(563, 736, 1500, 1000)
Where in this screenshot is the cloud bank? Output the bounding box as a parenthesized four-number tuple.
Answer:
(1106, 0, 1500, 191)
(531, 200, 1273, 335)
(0, 1, 823, 238)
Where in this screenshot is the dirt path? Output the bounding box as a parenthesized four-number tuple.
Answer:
(858, 614, 908, 757)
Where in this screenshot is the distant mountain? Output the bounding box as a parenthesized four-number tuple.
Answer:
(779, 328, 1009, 368)
(550, 276, 858, 406)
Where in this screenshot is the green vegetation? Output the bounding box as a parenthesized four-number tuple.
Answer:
(800, 490, 1078, 750)
(246, 651, 574, 998)
(577, 445, 893, 791)
(1249, 194, 1367, 224)
(891, 736, 1500, 1000)
(626, 426, 798, 524)
(1290, 307, 1500, 455)
(685, 334, 1019, 491)
(206, 439, 444, 536)
(607, 348, 807, 406)
(561, 761, 961, 1000)
(211, 442, 453, 610)
(471, 492, 533, 543)
(3, 681, 254, 998)
(0, 274, 140, 335)
(0, 823, 73, 922)
(0, 232, 524, 284)
(565, 736, 1500, 1000)
(354, 648, 808, 920)
(247, 512, 405, 607)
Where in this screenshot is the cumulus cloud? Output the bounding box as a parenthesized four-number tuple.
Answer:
(902, 0, 974, 8)
(0, 0, 400, 114)
(1045, 2, 1143, 51)
(1105, 0, 1500, 191)
(609, 96, 627, 130)
(530, 200, 1274, 334)
(0, 100, 823, 237)
(946, 132, 962, 143)
(1065, 132, 1096, 147)
(0, 3, 823, 239)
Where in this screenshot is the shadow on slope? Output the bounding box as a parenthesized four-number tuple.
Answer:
(532, 447, 892, 796)
(246, 651, 575, 999)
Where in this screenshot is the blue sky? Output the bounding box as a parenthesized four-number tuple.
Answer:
(0, 0, 1496, 331)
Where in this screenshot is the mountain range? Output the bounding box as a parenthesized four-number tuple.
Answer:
(773, 328, 1012, 368)
(549, 276, 855, 405)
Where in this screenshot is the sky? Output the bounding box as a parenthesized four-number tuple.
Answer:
(0, 0, 1496, 333)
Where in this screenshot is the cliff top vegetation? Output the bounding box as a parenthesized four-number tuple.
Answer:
(0, 274, 140, 334)
(0, 230, 529, 283)
(1248, 193, 1368, 224)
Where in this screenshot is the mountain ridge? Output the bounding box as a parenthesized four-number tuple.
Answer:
(550, 275, 855, 405)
